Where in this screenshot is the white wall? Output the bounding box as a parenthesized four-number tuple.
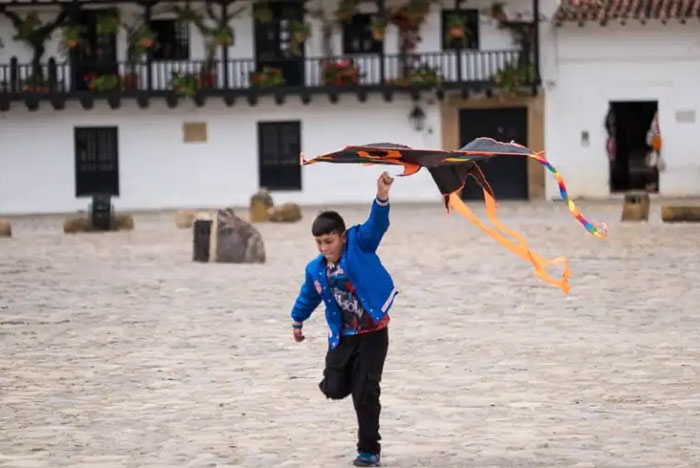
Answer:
(540, 10, 700, 199)
(0, 95, 443, 215)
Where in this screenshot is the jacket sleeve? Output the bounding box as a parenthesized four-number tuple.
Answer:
(356, 198, 390, 252)
(290, 266, 322, 323)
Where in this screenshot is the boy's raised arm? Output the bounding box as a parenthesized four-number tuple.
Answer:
(357, 172, 394, 252)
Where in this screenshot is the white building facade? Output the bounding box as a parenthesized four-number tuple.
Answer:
(0, 0, 546, 215)
(540, 0, 700, 200)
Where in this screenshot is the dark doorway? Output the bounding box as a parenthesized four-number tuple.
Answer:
(253, 1, 305, 87)
(258, 121, 302, 190)
(71, 9, 118, 91)
(459, 107, 529, 200)
(608, 101, 658, 192)
(74, 127, 119, 197)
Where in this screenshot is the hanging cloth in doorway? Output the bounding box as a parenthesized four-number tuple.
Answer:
(605, 106, 617, 162)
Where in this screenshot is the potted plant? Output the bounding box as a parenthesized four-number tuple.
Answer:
(21, 74, 49, 93)
(370, 16, 386, 41)
(335, 0, 358, 23)
(121, 20, 157, 91)
(254, 3, 274, 23)
(493, 62, 533, 97)
(290, 21, 309, 55)
(445, 13, 467, 43)
(322, 59, 360, 86)
(391, 65, 440, 87)
(84, 72, 120, 92)
(214, 25, 234, 47)
(170, 71, 198, 97)
(61, 24, 83, 51)
(96, 10, 119, 36)
(249, 66, 285, 88)
(404, 0, 432, 27)
(197, 68, 217, 89)
(491, 2, 508, 22)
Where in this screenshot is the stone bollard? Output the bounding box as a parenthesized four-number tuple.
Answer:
(0, 218, 11, 237)
(250, 188, 273, 223)
(192, 218, 213, 262)
(175, 210, 196, 229)
(621, 191, 650, 222)
(661, 205, 700, 223)
(268, 202, 302, 223)
(192, 209, 265, 263)
(64, 213, 134, 233)
(215, 208, 265, 263)
(114, 213, 134, 231)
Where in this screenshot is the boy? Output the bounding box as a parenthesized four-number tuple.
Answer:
(290, 172, 397, 467)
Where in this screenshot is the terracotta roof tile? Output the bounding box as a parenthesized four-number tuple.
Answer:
(554, 0, 700, 24)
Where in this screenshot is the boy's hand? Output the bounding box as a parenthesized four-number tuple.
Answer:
(292, 325, 305, 342)
(377, 171, 394, 200)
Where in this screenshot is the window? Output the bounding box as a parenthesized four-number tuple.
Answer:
(343, 14, 383, 54)
(253, 2, 305, 86)
(441, 9, 479, 50)
(151, 19, 189, 60)
(258, 122, 301, 191)
(74, 127, 119, 197)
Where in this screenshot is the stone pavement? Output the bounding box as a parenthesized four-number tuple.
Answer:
(1, 200, 699, 468)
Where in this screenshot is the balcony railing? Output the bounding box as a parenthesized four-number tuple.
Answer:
(0, 49, 533, 98)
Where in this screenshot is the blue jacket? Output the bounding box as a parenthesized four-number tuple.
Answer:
(290, 198, 398, 349)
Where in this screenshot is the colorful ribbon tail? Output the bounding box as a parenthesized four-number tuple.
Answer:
(447, 192, 571, 294)
(532, 151, 608, 239)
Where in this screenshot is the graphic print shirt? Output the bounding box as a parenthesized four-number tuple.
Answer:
(326, 259, 389, 336)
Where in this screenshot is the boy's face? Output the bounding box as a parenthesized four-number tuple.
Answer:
(315, 231, 346, 263)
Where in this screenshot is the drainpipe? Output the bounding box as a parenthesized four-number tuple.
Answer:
(144, 0, 153, 91)
(377, 0, 385, 85)
(221, 0, 229, 89)
(533, 0, 541, 93)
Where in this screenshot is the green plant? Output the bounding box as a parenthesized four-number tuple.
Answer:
(21, 74, 49, 92)
(170, 71, 198, 97)
(127, 24, 157, 61)
(249, 66, 285, 88)
(213, 25, 233, 47)
(60, 24, 83, 53)
(370, 16, 387, 41)
(169, 3, 242, 71)
(390, 65, 440, 87)
(322, 59, 360, 86)
(84, 72, 120, 92)
(96, 10, 120, 35)
(335, 0, 359, 23)
(254, 3, 274, 23)
(493, 62, 533, 97)
(444, 13, 467, 46)
(3, 8, 71, 80)
(290, 20, 309, 55)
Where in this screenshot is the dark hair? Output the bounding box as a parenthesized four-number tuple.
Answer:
(312, 211, 346, 236)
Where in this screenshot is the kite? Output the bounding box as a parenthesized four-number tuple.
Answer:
(300, 137, 608, 294)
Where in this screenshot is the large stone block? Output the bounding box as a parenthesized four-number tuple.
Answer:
(64, 213, 134, 233)
(175, 210, 196, 229)
(250, 188, 274, 223)
(661, 205, 700, 223)
(192, 209, 265, 263)
(621, 192, 650, 222)
(268, 203, 302, 223)
(0, 218, 11, 237)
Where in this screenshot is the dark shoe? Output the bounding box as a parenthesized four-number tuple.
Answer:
(353, 452, 380, 467)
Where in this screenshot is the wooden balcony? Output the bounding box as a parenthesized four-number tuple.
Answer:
(0, 49, 535, 110)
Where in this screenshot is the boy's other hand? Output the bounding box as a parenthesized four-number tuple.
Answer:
(293, 327, 305, 342)
(377, 171, 394, 200)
